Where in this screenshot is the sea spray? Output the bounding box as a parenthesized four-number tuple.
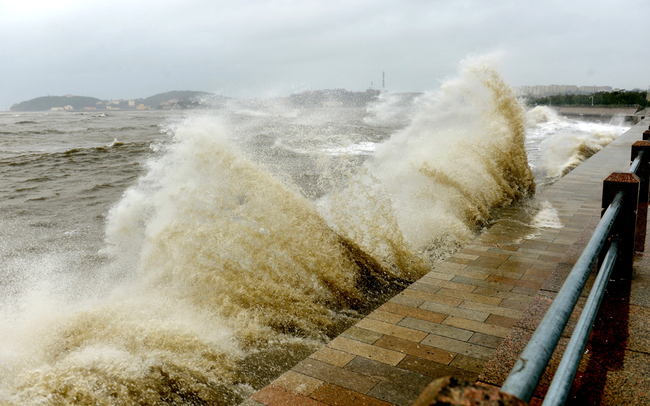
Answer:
(317, 167, 429, 280)
(326, 58, 536, 261)
(363, 92, 422, 128)
(525, 106, 628, 185)
(530, 200, 563, 230)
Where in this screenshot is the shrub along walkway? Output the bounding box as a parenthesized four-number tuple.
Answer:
(245, 118, 650, 406)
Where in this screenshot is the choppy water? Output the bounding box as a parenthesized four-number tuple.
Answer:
(0, 64, 630, 405)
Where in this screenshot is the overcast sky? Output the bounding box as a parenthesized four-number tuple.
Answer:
(1, 0, 648, 109)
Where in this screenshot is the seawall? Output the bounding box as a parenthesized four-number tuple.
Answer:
(556, 106, 645, 123)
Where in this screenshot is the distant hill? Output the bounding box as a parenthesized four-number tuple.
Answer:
(10, 95, 102, 111)
(135, 91, 214, 107)
(10, 91, 228, 111)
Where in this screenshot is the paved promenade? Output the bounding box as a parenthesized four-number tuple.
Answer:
(245, 118, 650, 406)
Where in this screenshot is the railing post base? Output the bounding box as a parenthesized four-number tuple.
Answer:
(413, 377, 527, 406)
(601, 172, 639, 279)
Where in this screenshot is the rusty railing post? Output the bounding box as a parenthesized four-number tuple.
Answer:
(631, 141, 650, 250)
(601, 172, 639, 279)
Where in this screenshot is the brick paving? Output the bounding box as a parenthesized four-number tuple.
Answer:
(245, 118, 650, 406)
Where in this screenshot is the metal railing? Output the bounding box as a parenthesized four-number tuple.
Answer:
(499, 133, 650, 405)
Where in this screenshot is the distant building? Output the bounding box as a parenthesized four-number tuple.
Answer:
(128, 100, 135, 106)
(577, 85, 613, 93)
(160, 99, 180, 110)
(51, 107, 64, 111)
(64, 105, 73, 111)
(83, 107, 96, 110)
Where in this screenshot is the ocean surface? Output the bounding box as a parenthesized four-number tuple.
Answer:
(0, 65, 630, 405)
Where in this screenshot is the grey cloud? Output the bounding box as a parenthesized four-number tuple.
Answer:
(1, 0, 648, 109)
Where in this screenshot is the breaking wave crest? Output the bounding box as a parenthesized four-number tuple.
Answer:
(344, 58, 535, 259)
